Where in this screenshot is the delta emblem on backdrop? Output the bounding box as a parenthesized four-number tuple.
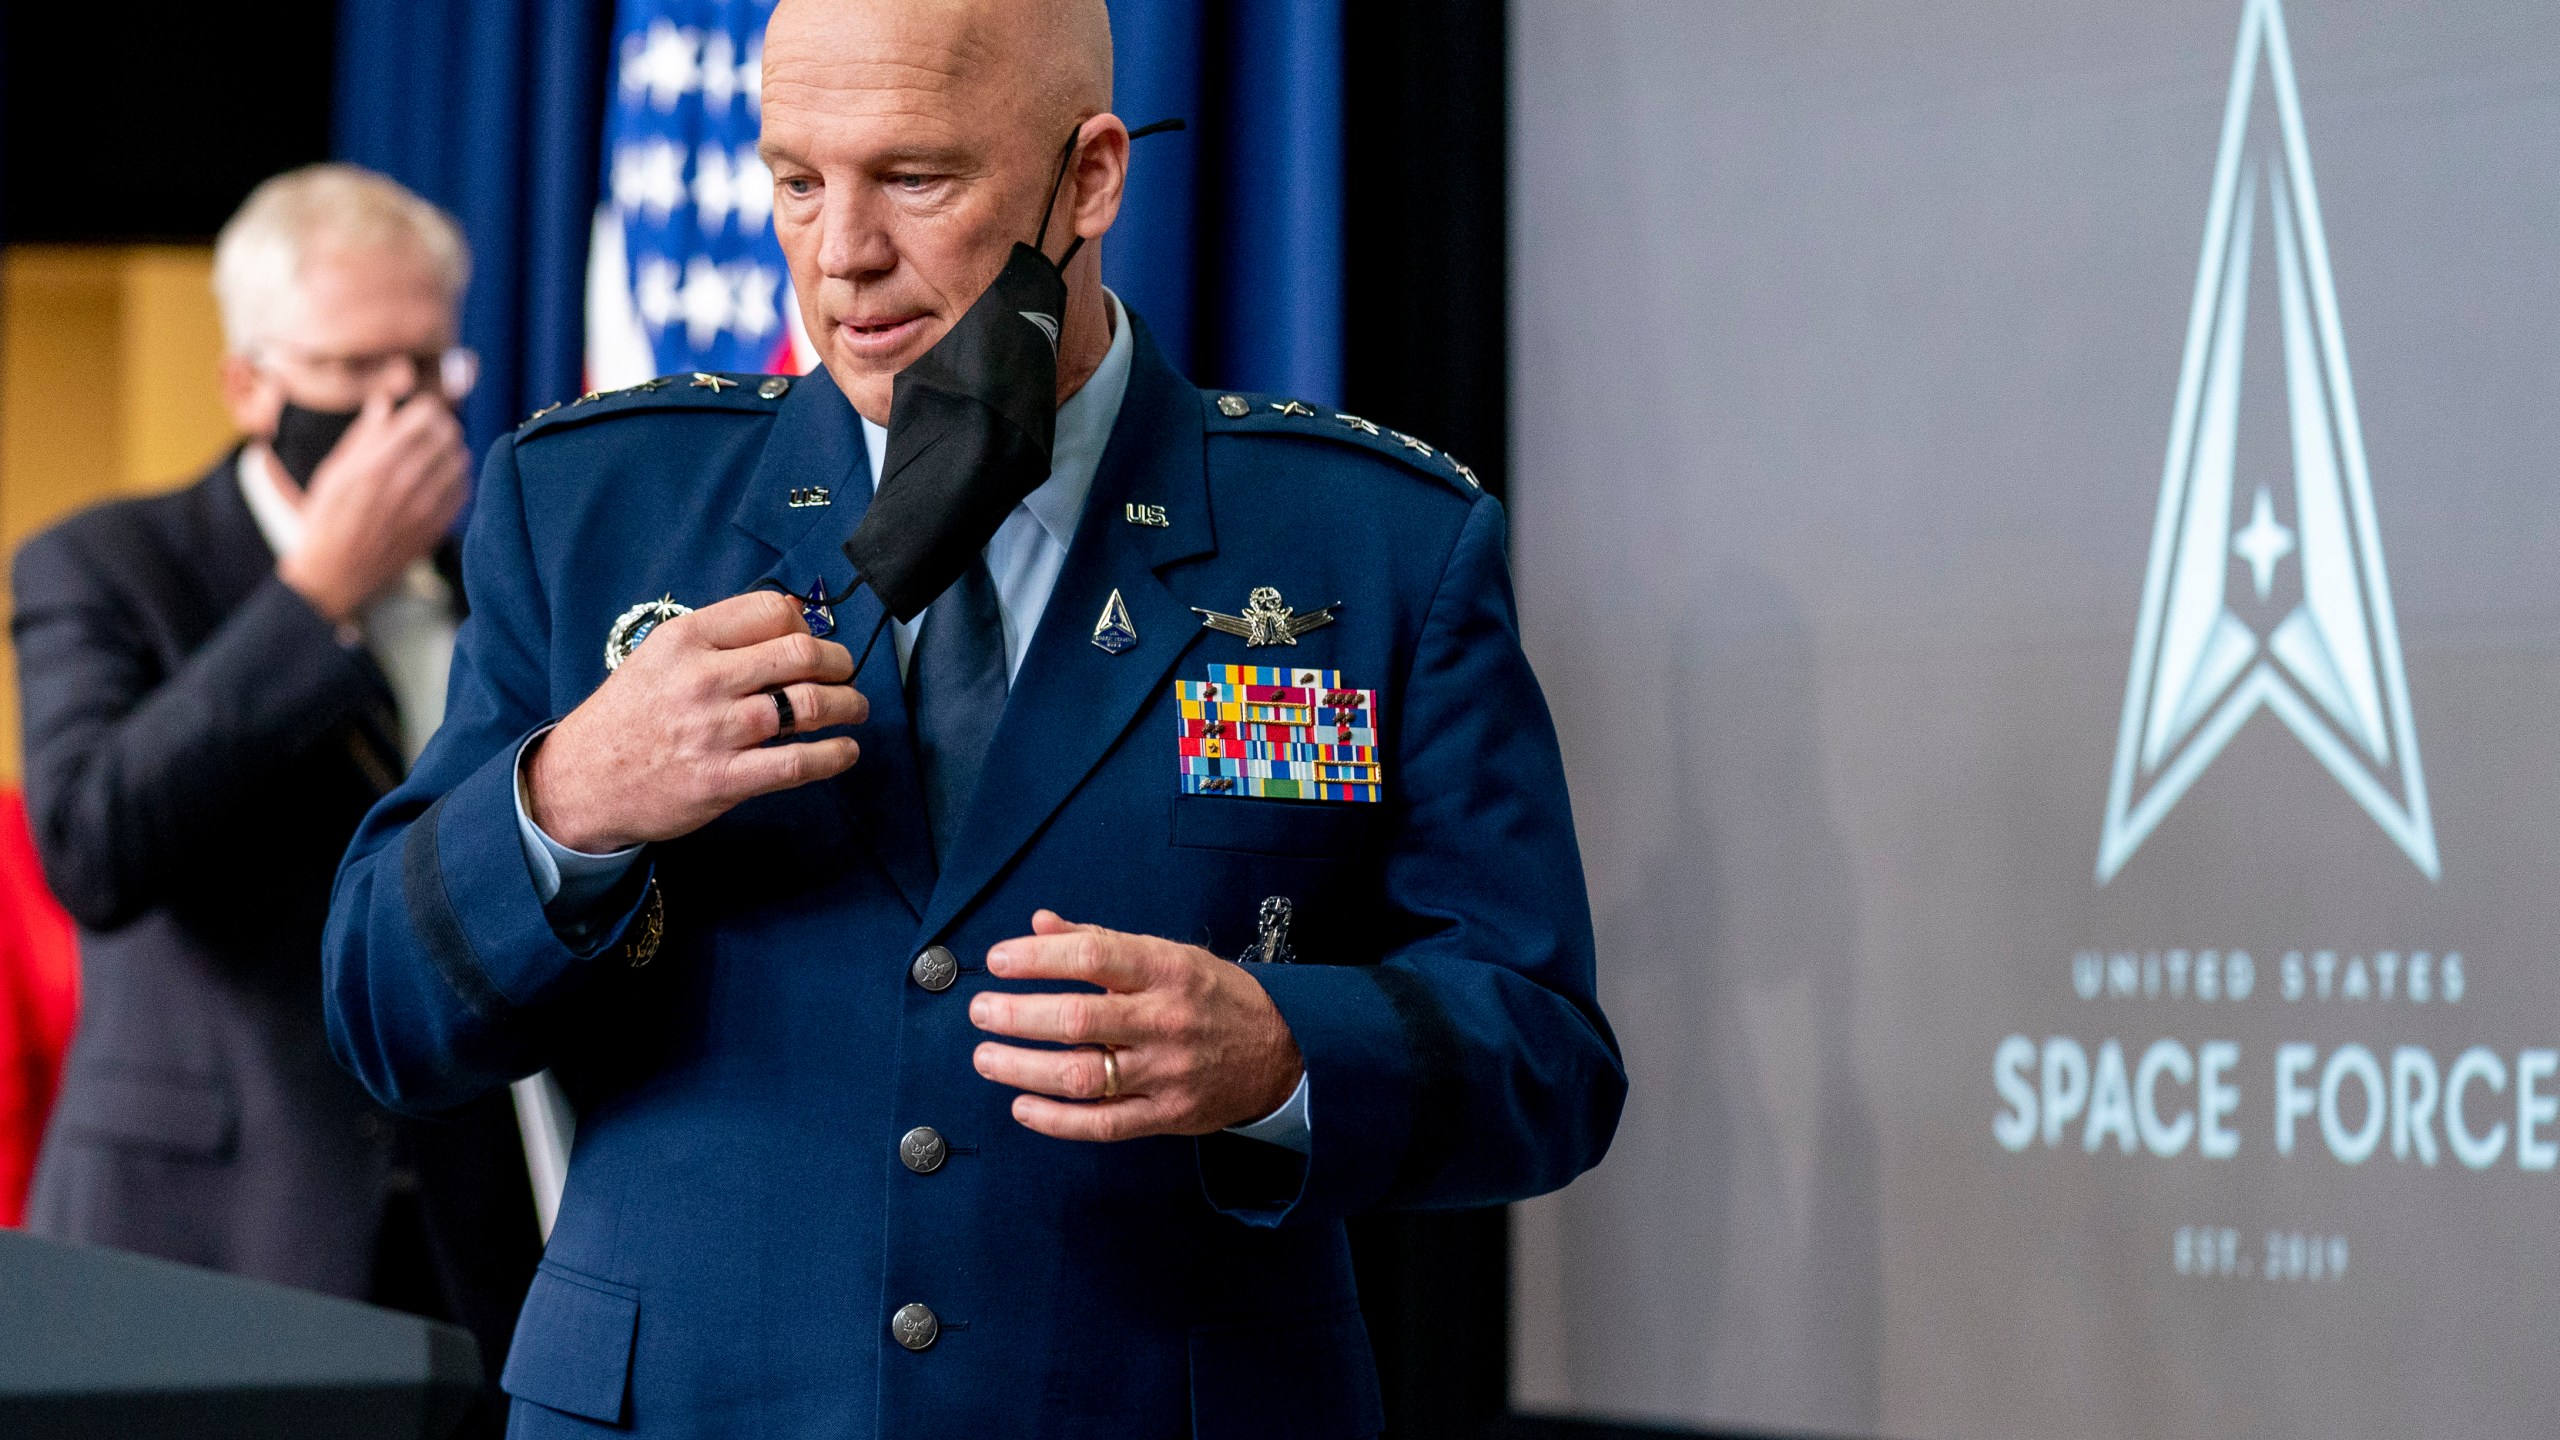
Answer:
(2096, 0, 2435, 885)
(587, 0, 818, 390)
(1992, 0, 2560, 1365)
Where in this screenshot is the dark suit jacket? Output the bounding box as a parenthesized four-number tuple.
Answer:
(9, 451, 537, 1373)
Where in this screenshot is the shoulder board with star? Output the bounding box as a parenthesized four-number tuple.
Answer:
(515, 372, 797, 441)
(1201, 390, 1485, 497)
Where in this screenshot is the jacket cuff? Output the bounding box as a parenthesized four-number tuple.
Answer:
(511, 725, 646, 924)
(1197, 962, 1417, 1227)
(1223, 1071, 1311, 1153)
(402, 729, 657, 1015)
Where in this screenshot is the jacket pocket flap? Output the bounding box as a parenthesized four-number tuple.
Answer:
(500, 1262, 639, 1424)
(1170, 796, 1373, 857)
(1188, 1304, 1383, 1440)
(52, 1072, 237, 1158)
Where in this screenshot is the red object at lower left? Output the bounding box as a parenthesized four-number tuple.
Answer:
(0, 788, 79, 1227)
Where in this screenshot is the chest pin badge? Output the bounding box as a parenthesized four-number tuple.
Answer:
(1091, 588, 1139, 654)
(1248, 897, 1297, 965)
(1193, 586, 1339, 647)
(798, 579, 837, 639)
(605, 594, 693, 672)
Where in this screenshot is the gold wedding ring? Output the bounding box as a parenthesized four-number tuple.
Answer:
(1098, 1045, 1121, 1100)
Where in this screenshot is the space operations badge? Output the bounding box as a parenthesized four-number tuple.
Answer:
(1176, 665, 1382, 803)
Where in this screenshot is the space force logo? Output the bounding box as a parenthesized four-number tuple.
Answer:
(2098, 0, 2436, 884)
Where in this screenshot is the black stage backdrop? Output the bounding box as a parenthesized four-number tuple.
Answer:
(1340, 4, 1520, 1439)
(2, 4, 338, 244)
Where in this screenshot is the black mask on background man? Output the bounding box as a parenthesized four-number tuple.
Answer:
(269, 400, 364, 490)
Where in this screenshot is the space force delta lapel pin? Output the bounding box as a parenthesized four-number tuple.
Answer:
(1176, 665, 1382, 803)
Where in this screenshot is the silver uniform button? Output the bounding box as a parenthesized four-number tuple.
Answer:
(891, 1302, 940, 1352)
(899, 1126, 948, 1175)
(909, 946, 958, 993)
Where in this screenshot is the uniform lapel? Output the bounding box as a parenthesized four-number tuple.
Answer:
(918, 328, 1215, 941)
(193, 450, 284, 617)
(730, 371, 936, 918)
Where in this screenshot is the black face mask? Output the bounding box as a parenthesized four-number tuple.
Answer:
(827, 119, 1187, 626)
(840, 236, 1070, 621)
(270, 400, 363, 489)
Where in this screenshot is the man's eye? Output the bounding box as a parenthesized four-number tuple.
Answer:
(784, 177, 817, 196)
(892, 174, 936, 193)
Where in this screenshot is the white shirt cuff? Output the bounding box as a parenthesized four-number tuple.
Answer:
(513, 727, 644, 916)
(1223, 1071, 1311, 1154)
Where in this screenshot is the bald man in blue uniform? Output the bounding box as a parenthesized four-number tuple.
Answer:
(322, 1, 1621, 1435)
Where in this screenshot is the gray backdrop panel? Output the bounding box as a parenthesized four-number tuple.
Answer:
(1507, 2, 2560, 1437)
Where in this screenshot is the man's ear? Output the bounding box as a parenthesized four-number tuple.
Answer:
(1069, 114, 1131, 241)
(220, 352, 282, 439)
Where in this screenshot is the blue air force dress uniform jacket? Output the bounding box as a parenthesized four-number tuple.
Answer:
(322, 316, 1624, 1439)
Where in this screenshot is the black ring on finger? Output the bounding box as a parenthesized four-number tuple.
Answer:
(769, 687, 797, 739)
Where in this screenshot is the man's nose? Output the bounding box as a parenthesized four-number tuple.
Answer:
(815, 190, 897, 279)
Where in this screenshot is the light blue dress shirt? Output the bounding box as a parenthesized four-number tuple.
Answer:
(513, 292, 1311, 1152)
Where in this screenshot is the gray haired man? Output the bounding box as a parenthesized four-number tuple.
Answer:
(10, 163, 536, 1436)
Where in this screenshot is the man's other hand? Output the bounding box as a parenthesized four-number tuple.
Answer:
(276, 392, 469, 623)
(525, 590, 868, 852)
(970, 911, 1306, 1141)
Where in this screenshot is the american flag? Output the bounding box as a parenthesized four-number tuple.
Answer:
(586, 0, 816, 388)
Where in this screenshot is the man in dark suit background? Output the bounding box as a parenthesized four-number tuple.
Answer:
(10, 164, 537, 1431)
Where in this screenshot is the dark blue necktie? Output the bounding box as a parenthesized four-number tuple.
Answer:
(907, 556, 1009, 864)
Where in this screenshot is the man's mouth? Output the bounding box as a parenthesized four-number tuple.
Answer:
(838, 314, 929, 355)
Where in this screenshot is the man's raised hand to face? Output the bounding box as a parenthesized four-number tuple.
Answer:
(281, 390, 470, 623)
(222, 239, 474, 626)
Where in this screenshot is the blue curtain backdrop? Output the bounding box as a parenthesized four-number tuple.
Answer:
(1104, 0, 1345, 407)
(333, 0, 1343, 456)
(334, 0, 609, 458)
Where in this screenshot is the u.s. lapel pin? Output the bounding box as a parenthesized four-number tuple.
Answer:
(1091, 588, 1139, 654)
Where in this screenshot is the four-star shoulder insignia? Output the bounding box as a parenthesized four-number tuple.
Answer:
(1200, 388, 1486, 497)
(516, 371, 792, 438)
